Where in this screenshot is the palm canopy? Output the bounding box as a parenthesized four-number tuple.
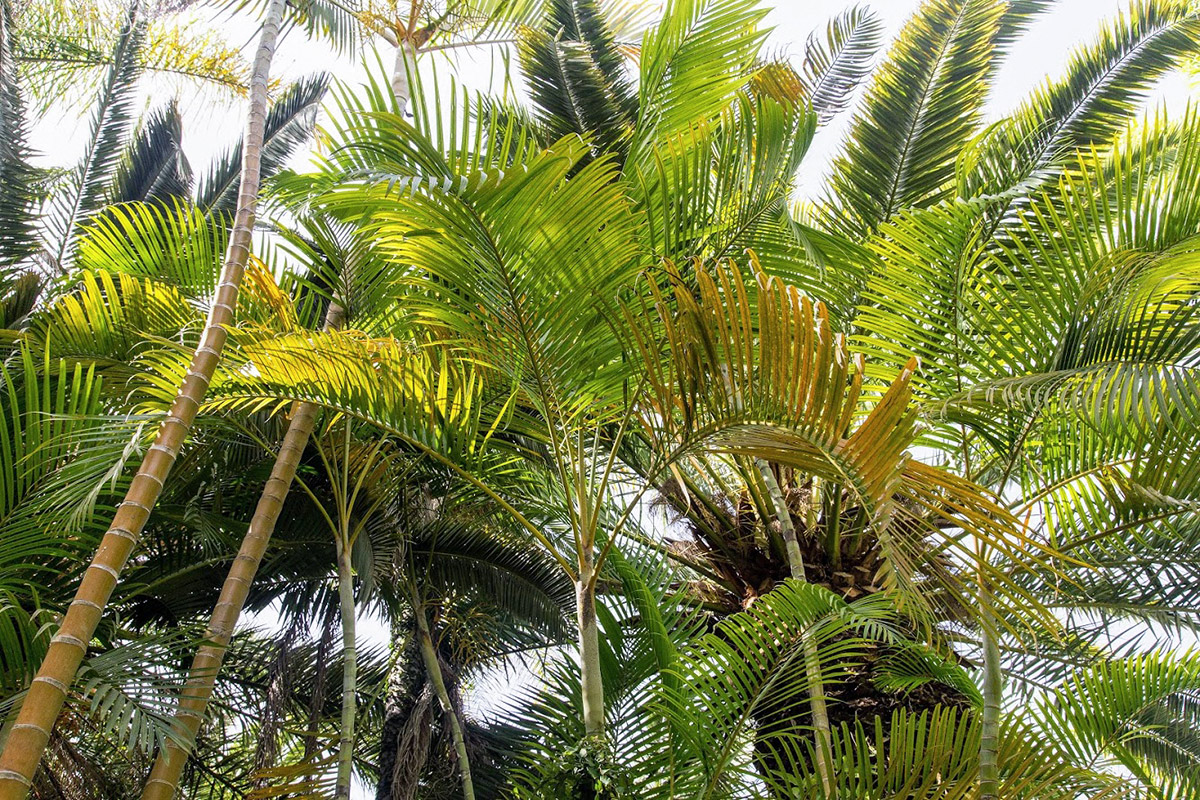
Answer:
(3, 0, 1200, 797)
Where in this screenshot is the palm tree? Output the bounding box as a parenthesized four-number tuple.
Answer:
(0, 0, 302, 792)
(137, 4, 563, 793)
(0, 0, 326, 783)
(5, 0, 1199, 797)
(210, 7, 1064, 797)
(498, 0, 1200, 795)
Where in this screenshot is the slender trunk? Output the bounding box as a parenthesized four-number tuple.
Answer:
(413, 603, 475, 800)
(756, 460, 834, 797)
(391, 39, 415, 109)
(141, 403, 316, 799)
(335, 540, 357, 799)
(979, 593, 1002, 800)
(576, 565, 605, 738)
(0, 2, 287, 796)
(141, 303, 343, 800)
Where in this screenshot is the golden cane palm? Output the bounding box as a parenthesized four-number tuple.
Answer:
(0, 0, 295, 794)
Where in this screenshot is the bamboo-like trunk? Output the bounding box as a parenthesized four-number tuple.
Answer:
(756, 461, 835, 797)
(0, 2, 287, 796)
(979, 596, 1002, 800)
(140, 307, 341, 800)
(391, 38, 415, 108)
(413, 602, 475, 800)
(141, 403, 318, 799)
(335, 540, 357, 800)
(577, 565, 605, 738)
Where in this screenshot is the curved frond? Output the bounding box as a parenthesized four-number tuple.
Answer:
(824, 0, 1021, 238)
(798, 6, 883, 125)
(197, 73, 331, 215)
(111, 100, 193, 205)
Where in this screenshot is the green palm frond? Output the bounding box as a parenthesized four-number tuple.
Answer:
(32, 269, 198, 365)
(661, 580, 902, 798)
(270, 207, 406, 336)
(634, 82, 815, 270)
(1031, 651, 1200, 790)
(196, 73, 331, 215)
(188, 330, 495, 465)
(824, 0, 1033, 239)
(0, 598, 52, 697)
(631, 0, 768, 162)
(0, 347, 105, 601)
(73, 200, 227, 298)
(0, 0, 37, 269)
(74, 631, 201, 758)
(46, 0, 146, 269)
(360, 137, 640, 414)
(798, 6, 883, 125)
(779, 708, 1126, 800)
(111, 100, 193, 205)
(286, 0, 362, 55)
(1021, 457, 1200, 633)
(404, 518, 575, 646)
(518, 0, 638, 160)
(857, 106, 1200, 465)
(0, 270, 42, 329)
(959, 0, 1200, 200)
(313, 66, 545, 203)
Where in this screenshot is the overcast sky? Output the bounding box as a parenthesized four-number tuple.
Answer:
(34, 0, 1198, 186)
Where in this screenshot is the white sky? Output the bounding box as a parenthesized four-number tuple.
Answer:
(33, 0, 1198, 183)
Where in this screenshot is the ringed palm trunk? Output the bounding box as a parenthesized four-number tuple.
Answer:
(335, 538, 357, 799)
(978, 588, 1003, 800)
(412, 598, 475, 800)
(756, 461, 835, 796)
(141, 307, 344, 800)
(577, 551, 605, 738)
(0, 2, 288, 796)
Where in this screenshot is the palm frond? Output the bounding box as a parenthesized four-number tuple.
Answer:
(662, 580, 902, 798)
(73, 200, 227, 298)
(0, 347, 106, 601)
(824, 0, 1021, 238)
(111, 100, 193, 205)
(0, 0, 37, 268)
(959, 0, 1200, 199)
(1031, 651, 1200, 789)
(517, 0, 639, 159)
(780, 708, 1126, 800)
(631, 0, 768, 161)
(45, 0, 146, 269)
(798, 6, 883, 125)
(196, 73, 331, 215)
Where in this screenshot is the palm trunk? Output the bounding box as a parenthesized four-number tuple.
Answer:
(756, 460, 834, 797)
(0, 2, 287, 796)
(391, 38, 415, 109)
(141, 302, 343, 800)
(979, 595, 1002, 800)
(576, 556, 605, 739)
(335, 540, 357, 799)
(413, 603, 475, 800)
